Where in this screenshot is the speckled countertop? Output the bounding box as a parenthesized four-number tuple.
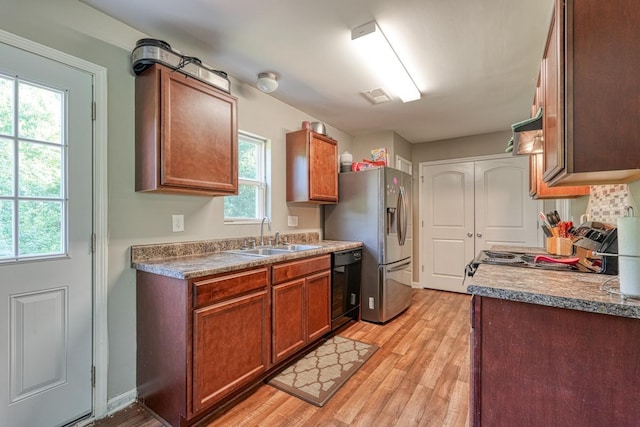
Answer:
(131, 233, 362, 280)
(466, 246, 640, 319)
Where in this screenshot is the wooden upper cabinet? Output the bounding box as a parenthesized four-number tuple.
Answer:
(543, 0, 640, 186)
(286, 129, 338, 203)
(135, 63, 238, 196)
(530, 153, 589, 199)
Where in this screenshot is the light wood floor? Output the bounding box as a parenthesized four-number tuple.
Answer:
(90, 289, 471, 427)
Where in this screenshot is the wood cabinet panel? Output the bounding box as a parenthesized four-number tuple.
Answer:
(306, 270, 331, 342)
(135, 63, 238, 195)
(286, 129, 338, 203)
(192, 290, 269, 414)
(272, 279, 306, 364)
(193, 267, 269, 308)
(542, 0, 640, 185)
(529, 153, 589, 199)
(272, 254, 331, 285)
(471, 296, 640, 426)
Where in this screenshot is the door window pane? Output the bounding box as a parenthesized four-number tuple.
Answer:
(0, 138, 13, 196)
(18, 141, 62, 198)
(18, 200, 62, 256)
(18, 82, 62, 144)
(0, 75, 13, 136)
(1, 75, 67, 261)
(0, 200, 13, 259)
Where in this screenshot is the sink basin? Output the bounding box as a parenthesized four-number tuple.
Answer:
(283, 244, 321, 251)
(226, 247, 293, 257)
(226, 244, 321, 257)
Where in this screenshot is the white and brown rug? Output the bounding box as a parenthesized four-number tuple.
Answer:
(267, 335, 378, 407)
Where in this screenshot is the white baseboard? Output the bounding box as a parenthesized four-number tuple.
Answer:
(106, 389, 138, 415)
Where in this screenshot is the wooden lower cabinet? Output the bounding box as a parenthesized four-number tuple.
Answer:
(272, 255, 331, 364)
(137, 254, 332, 427)
(471, 296, 640, 426)
(137, 266, 270, 427)
(192, 290, 269, 413)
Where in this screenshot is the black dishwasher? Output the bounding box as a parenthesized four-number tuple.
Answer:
(331, 248, 362, 330)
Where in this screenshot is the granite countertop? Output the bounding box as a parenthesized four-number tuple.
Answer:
(131, 236, 362, 280)
(466, 246, 640, 319)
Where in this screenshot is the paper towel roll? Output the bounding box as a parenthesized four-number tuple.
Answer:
(619, 255, 640, 297)
(617, 217, 640, 256)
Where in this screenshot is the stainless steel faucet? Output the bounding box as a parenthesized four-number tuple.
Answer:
(260, 216, 271, 246)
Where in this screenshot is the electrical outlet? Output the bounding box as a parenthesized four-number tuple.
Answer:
(287, 215, 299, 227)
(172, 214, 184, 232)
(368, 297, 375, 310)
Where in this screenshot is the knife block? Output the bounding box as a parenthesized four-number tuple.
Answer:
(547, 237, 573, 256)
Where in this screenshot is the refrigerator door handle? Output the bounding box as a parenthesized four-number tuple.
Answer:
(386, 260, 411, 273)
(397, 186, 407, 246)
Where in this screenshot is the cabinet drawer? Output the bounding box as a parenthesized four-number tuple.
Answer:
(272, 255, 331, 285)
(193, 267, 268, 308)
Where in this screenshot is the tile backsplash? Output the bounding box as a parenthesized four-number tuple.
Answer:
(586, 184, 637, 224)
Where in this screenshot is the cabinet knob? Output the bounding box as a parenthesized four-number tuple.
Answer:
(477, 233, 483, 238)
(467, 232, 473, 238)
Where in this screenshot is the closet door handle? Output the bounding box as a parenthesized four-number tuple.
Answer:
(467, 232, 473, 238)
(476, 233, 483, 238)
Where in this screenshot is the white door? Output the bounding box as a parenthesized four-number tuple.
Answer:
(475, 158, 539, 248)
(0, 42, 93, 426)
(420, 156, 538, 292)
(421, 161, 475, 292)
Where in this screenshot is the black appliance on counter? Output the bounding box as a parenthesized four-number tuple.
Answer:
(331, 248, 362, 330)
(466, 221, 619, 277)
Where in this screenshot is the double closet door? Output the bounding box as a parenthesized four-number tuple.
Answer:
(420, 156, 540, 292)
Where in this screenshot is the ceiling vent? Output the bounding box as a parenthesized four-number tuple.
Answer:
(361, 88, 393, 105)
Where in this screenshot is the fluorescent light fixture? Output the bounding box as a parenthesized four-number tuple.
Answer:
(351, 21, 421, 103)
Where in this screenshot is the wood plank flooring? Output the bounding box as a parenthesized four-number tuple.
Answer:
(89, 289, 471, 427)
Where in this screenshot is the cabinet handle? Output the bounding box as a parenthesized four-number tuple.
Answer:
(467, 232, 473, 238)
(477, 233, 483, 238)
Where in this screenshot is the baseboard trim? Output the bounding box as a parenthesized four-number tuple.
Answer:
(106, 389, 138, 415)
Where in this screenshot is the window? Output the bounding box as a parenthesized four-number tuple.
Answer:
(0, 73, 67, 261)
(224, 131, 268, 221)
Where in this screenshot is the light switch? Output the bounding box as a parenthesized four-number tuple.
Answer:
(172, 214, 184, 232)
(287, 215, 299, 227)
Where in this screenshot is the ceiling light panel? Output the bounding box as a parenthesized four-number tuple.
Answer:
(352, 21, 421, 103)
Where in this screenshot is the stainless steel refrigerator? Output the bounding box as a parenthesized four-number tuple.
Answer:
(324, 167, 412, 323)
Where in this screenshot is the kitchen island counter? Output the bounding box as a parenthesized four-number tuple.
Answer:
(467, 248, 640, 427)
(467, 261, 639, 319)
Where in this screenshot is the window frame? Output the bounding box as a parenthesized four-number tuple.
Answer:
(224, 130, 269, 223)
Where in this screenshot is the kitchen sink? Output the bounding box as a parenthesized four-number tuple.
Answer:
(226, 244, 321, 257)
(226, 247, 293, 257)
(283, 244, 321, 251)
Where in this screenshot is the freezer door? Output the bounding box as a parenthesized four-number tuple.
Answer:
(378, 258, 412, 322)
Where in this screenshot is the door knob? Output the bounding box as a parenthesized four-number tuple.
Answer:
(467, 232, 473, 238)
(477, 233, 483, 238)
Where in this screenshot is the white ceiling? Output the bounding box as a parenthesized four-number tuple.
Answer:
(83, 0, 554, 143)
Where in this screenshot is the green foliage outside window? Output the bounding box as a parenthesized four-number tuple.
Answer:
(0, 75, 65, 259)
(224, 133, 267, 220)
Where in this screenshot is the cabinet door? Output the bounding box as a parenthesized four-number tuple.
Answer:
(161, 67, 237, 193)
(309, 135, 338, 202)
(530, 153, 589, 199)
(272, 279, 306, 364)
(305, 270, 331, 342)
(135, 63, 238, 196)
(192, 290, 269, 414)
(542, 1, 564, 182)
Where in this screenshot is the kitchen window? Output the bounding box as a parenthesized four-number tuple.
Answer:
(224, 131, 269, 222)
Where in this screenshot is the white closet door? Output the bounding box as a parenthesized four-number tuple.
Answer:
(475, 157, 539, 249)
(421, 161, 475, 292)
(420, 156, 539, 293)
